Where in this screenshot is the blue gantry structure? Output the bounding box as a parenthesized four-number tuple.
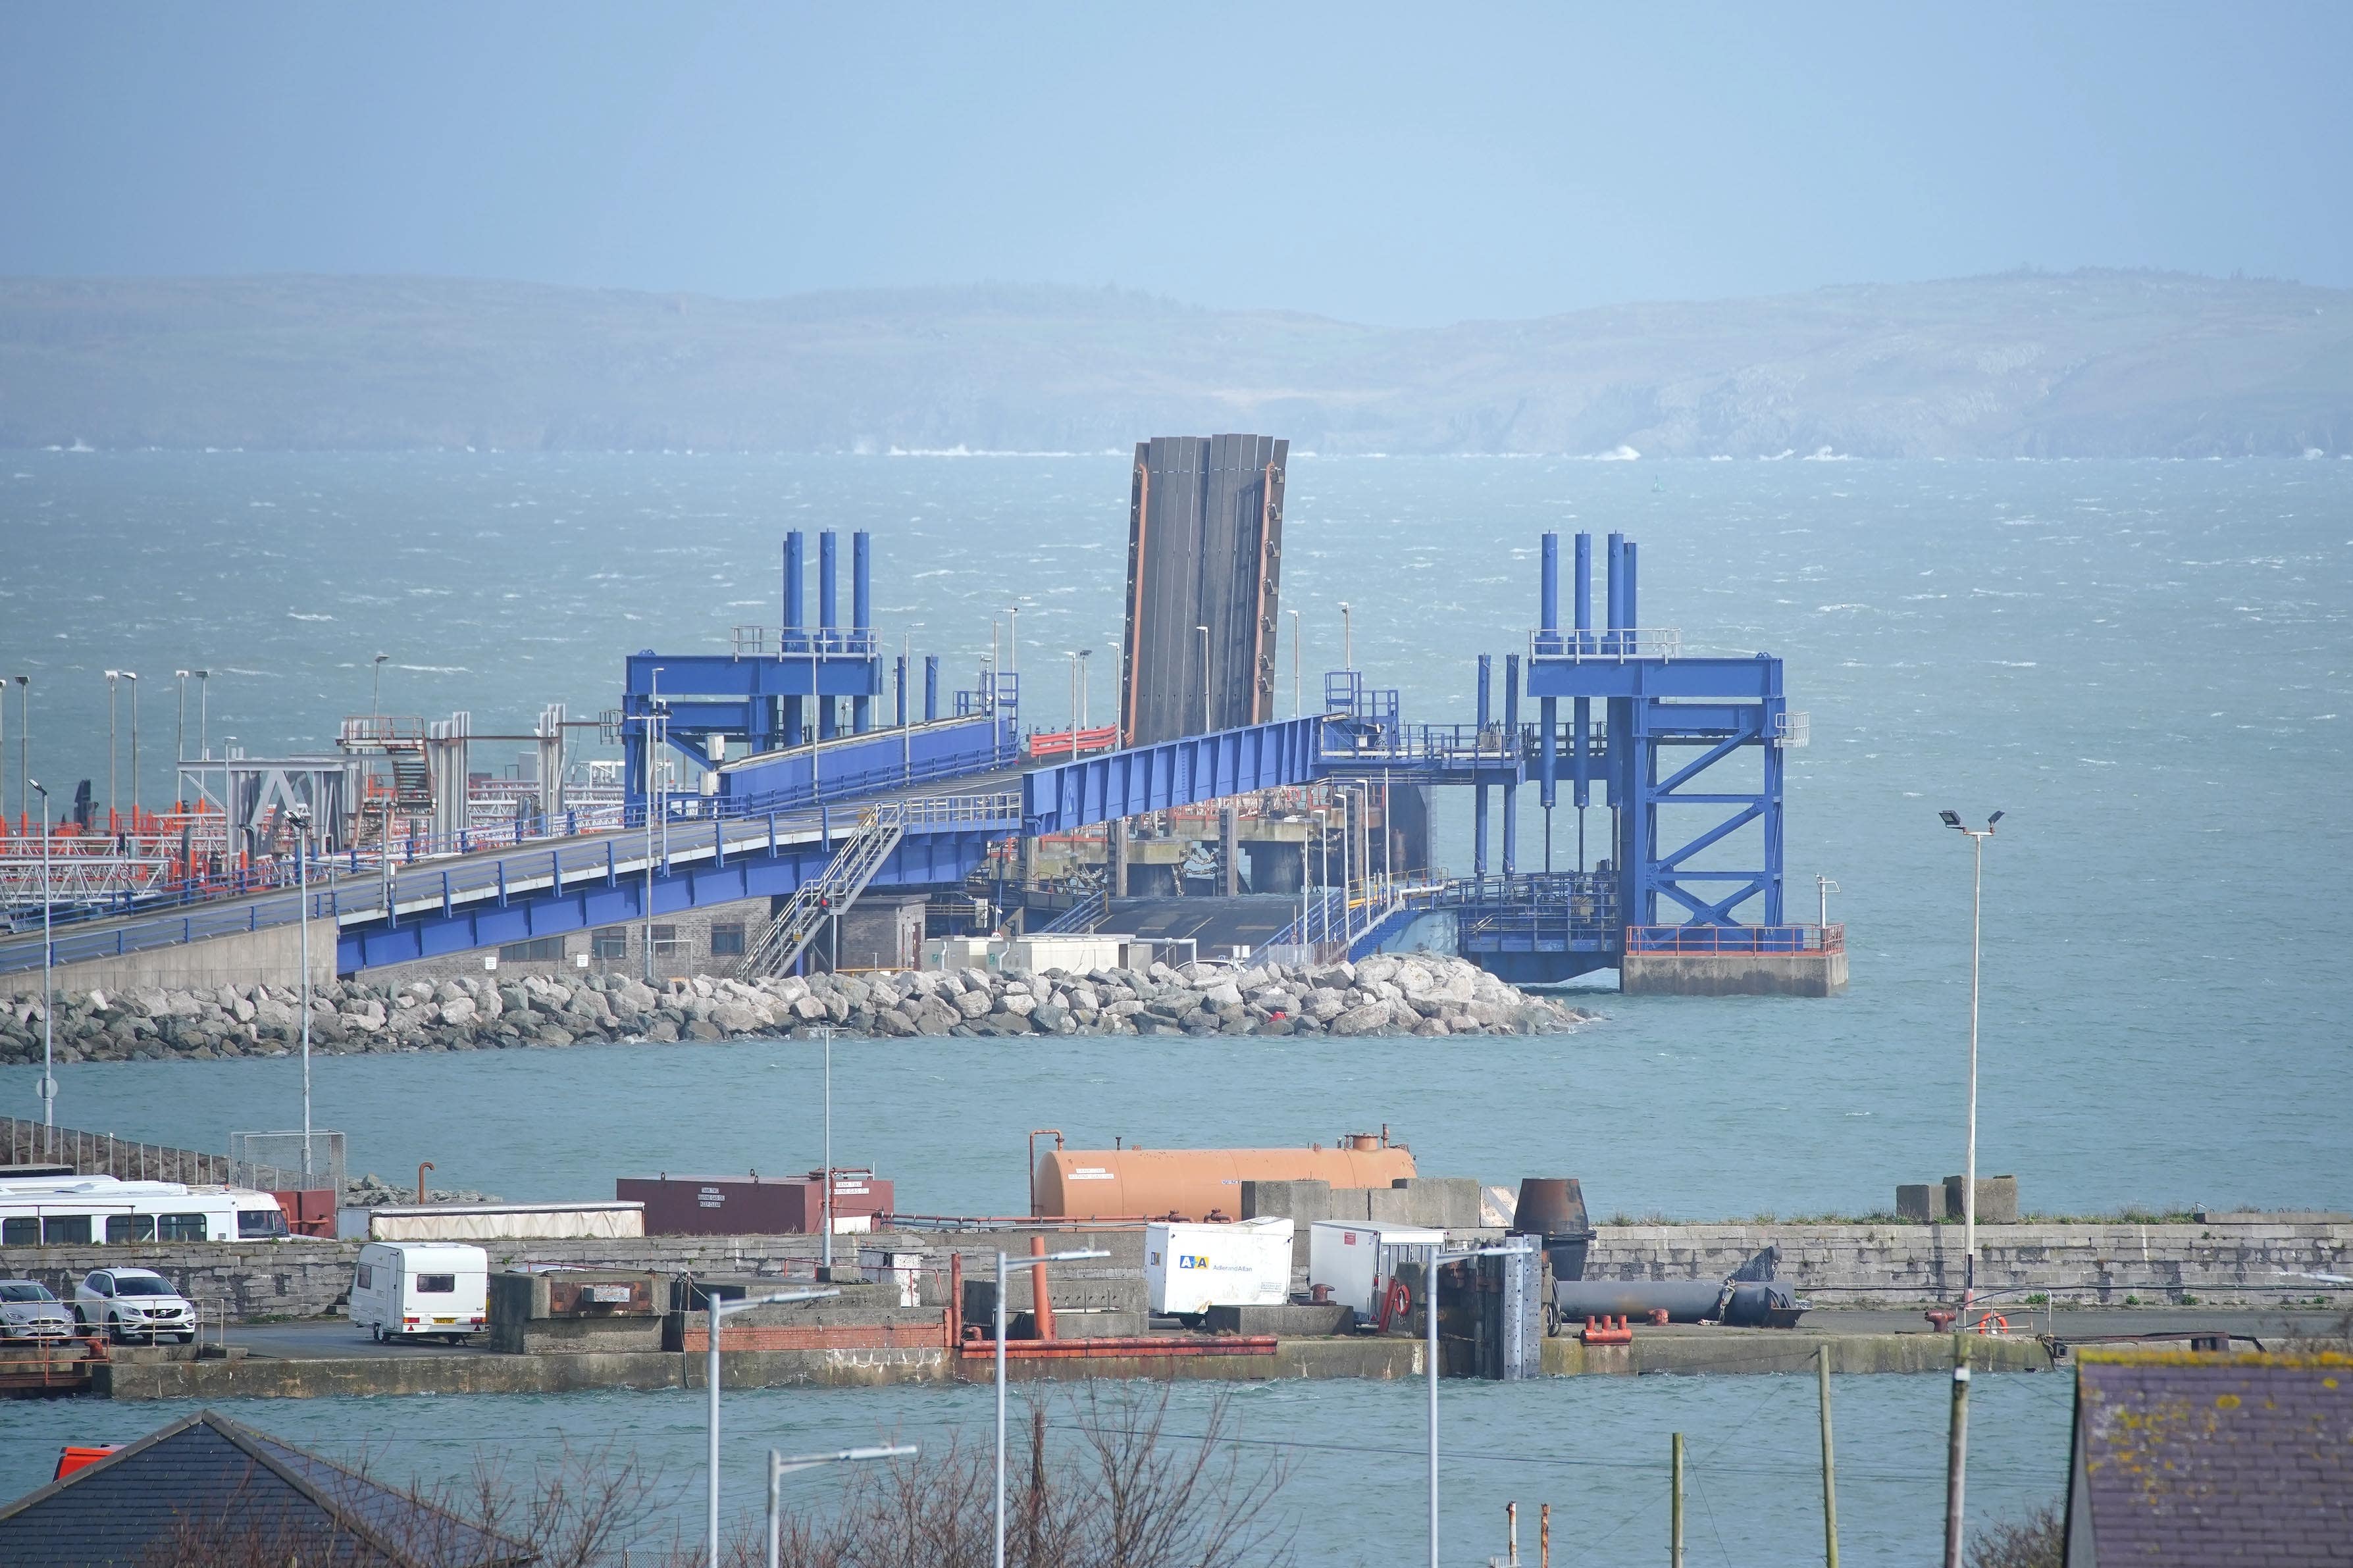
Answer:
(0, 526, 1815, 991)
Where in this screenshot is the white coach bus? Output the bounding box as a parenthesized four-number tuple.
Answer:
(0, 1172, 290, 1246)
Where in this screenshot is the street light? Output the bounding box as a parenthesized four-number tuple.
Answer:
(765, 1445, 918, 1568)
(123, 672, 140, 830)
(104, 670, 121, 831)
(27, 778, 54, 1126)
(1418, 1242, 1519, 1568)
(703, 1286, 840, 1567)
(371, 653, 389, 717)
(288, 802, 315, 1182)
(988, 1246, 1108, 1568)
(812, 1024, 841, 1277)
(1339, 601, 1354, 670)
(13, 676, 29, 832)
(1938, 809, 2003, 1318)
(1077, 648, 1092, 734)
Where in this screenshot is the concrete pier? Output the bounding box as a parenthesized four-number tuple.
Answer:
(1620, 948, 1848, 996)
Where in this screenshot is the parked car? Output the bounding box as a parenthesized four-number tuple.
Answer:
(73, 1268, 196, 1344)
(0, 1279, 76, 1340)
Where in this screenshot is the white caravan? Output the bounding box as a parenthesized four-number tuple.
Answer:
(348, 1242, 488, 1343)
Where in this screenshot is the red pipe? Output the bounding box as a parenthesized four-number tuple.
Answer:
(958, 1335, 1277, 1360)
(1029, 1234, 1055, 1341)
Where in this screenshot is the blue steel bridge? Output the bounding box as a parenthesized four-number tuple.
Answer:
(0, 528, 1819, 988)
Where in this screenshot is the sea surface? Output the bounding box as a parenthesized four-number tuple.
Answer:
(1, 452, 2348, 1559)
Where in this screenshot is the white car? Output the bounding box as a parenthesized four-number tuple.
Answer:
(0, 1279, 76, 1340)
(74, 1268, 196, 1344)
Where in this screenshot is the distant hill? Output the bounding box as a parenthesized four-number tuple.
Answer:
(1, 270, 2346, 457)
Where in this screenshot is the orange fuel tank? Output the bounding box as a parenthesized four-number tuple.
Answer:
(1032, 1138, 1416, 1221)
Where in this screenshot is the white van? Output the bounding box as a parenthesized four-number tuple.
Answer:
(349, 1242, 488, 1344)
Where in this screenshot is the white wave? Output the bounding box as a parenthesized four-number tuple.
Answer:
(286, 612, 334, 622)
(883, 445, 1124, 458)
(1580, 445, 1641, 461)
(1815, 603, 1875, 613)
(396, 664, 469, 674)
(2304, 448, 2327, 459)
(1802, 446, 1849, 461)
(1996, 661, 2037, 667)
(2078, 757, 2117, 766)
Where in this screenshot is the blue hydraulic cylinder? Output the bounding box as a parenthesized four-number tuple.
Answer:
(784, 532, 806, 632)
(1574, 532, 1593, 635)
(1606, 532, 1625, 634)
(894, 656, 908, 728)
(819, 530, 839, 630)
(1474, 653, 1492, 876)
(1502, 653, 1520, 876)
(1539, 533, 1560, 647)
(852, 530, 872, 630)
(1625, 540, 1640, 629)
(923, 656, 939, 722)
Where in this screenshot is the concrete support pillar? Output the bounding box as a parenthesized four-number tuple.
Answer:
(1110, 818, 1129, 898)
(1220, 806, 1239, 896)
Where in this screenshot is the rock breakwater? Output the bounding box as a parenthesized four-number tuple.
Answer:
(2, 953, 1591, 1062)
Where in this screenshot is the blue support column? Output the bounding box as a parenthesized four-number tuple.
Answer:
(1573, 532, 1593, 811)
(818, 530, 839, 741)
(1503, 653, 1520, 876)
(1538, 531, 1559, 812)
(1625, 540, 1640, 630)
(1474, 653, 1492, 877)
(783, 532, 806, 747)
(923, 656, 939, 722)
(894, 656, 908, 729)
(852, 531, 873, 734)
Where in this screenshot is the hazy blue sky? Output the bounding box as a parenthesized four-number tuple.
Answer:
(4, 3, 2346, 325)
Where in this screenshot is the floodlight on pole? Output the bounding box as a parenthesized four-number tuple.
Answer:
(705, 1286, 840, 1567)
(989, 1246, 1109, 1568)
(28, 778, 55, 1126)
(1939, 809, 2003, 1320)
(767, 1445, 918, 1568)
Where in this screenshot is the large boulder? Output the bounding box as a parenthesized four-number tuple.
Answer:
(952, 989, 993, 1020)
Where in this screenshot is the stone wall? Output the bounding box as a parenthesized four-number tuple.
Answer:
(26, 915, 339, 997)
(1586, 1219, 2353, 1305)
(361, 895, 776, 988)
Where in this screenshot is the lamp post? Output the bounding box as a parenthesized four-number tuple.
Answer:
(1816, 874, 1841, 931)
(105, 670, 121, 831)
(124, 671, 140, 830)
(1077, 648, 1091, 734)
(1067, 650, 1080, 748)
(371, 653, 388, 717)
(174, 670, 190, 782)
(704, 1286, 839, 1567)
(991, 1246, 1108, 1568)
(14, 675, 30, 832)
(28, 778, 53, 1126)
(643, 671, 665, 985)
(288, 803, 315, 1181)
(765, 1445, 918, 1568)
(1938, 809, 2003, 1317)
(194, 669, 209, 761)
(1419, 1242, 1517, 1568)
(1339, 601, 1354, 670)
(814, 1024, 840, 1277)
(1195, 624, 1211, 734)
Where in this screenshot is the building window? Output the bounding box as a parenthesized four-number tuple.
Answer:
(156, 1213, 209, 1242)
(592, 926, 629, 960)
(650, 924, 682, 957)
(708, 922, 746, 957)
(499, 936, 565, 963)
(106, 1215, 155, 1244)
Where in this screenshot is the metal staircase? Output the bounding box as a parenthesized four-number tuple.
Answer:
(733, 803, 906, 978)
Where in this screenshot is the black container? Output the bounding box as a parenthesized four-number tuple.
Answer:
(1511, 1176, 1599, 1282)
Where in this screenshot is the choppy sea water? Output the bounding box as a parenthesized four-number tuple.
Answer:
(0, 453, 2346, 1557)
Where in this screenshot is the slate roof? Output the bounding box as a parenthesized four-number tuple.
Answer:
(0, 1409, 534, 1568)
(2068, 1350, 2353, 1565)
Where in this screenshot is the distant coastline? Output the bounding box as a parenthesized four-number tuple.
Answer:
(1, 269, 2346, 459)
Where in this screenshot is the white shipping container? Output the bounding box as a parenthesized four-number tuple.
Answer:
(1307, 1219, 1445, 1321)
(1143, 1218, 1294, 1316)
(366, 1201, 645, 1242)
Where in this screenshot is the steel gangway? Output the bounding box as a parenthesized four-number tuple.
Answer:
(731, 802, 906, 979)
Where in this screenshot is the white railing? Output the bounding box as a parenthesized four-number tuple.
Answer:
(1527, 628, 1684, 661)
(731, 626, 881, 658)
(1774, 711, 1810, 749)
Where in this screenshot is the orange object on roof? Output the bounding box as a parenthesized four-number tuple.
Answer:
(53, 1445, 119, 1480)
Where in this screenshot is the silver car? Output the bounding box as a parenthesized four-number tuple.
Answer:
(0, 1279, 75, 1340)
(74, 1268, 197, 1344)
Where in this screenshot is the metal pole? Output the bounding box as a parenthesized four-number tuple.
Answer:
(373, 653, 386, 716)
(767, 1449, 781, 1568)
(174, 671, 188, 778)
(1427, 1242, 1440, 1568)
(195, 670, 207, 763)
(126, 672, 139, 828)
(106, 670, 119, 832)
(1341, 601, 1353, 669)
(995, 1250, 1008, 1568)
(1289, 608, 1301, 717)
(708, 1299, 722, 1565)
(1818, 1344, 1840, 1568)
(1965, 831, 1980, 1314)
(1079, 648, 1091, 733)
(821, 1027, 833, 1275)
(296, 809, 312, 1180)
(1670, 1432, 1686, 1568)
(1942, 1339, 1971, 1568)
(31, 780, 53, 1127)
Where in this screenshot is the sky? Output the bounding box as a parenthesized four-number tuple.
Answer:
(3, 2, 2348, 326)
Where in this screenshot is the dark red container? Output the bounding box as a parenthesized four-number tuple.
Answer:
(616, 1171, 893, 1236)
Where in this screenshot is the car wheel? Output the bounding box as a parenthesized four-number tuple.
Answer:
(174, 1332, 195, 1345)
(369, 1325, 384, 1343)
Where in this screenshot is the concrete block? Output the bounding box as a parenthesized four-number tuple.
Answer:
(1896, 1184, 1947, 1222)
(1368, 1176, 1484, 1231)
(1204, 1302, 1355, 1336)
(1942, 1175, 2019, 1225)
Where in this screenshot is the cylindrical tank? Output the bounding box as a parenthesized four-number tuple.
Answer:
(1511, 1177, 1598, 1282)
(1551, 1280, 1727, 1324)
(1033, 1143, 1416, 1221)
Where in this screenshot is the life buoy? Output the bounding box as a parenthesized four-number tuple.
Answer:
(1975, 1313, 2009, 1335)
(1376, 1277, 1413, 1331)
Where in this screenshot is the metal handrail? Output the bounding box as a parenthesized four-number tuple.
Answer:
(1624, 923, 1844, 955)
(1528, 628, 1682, 661)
